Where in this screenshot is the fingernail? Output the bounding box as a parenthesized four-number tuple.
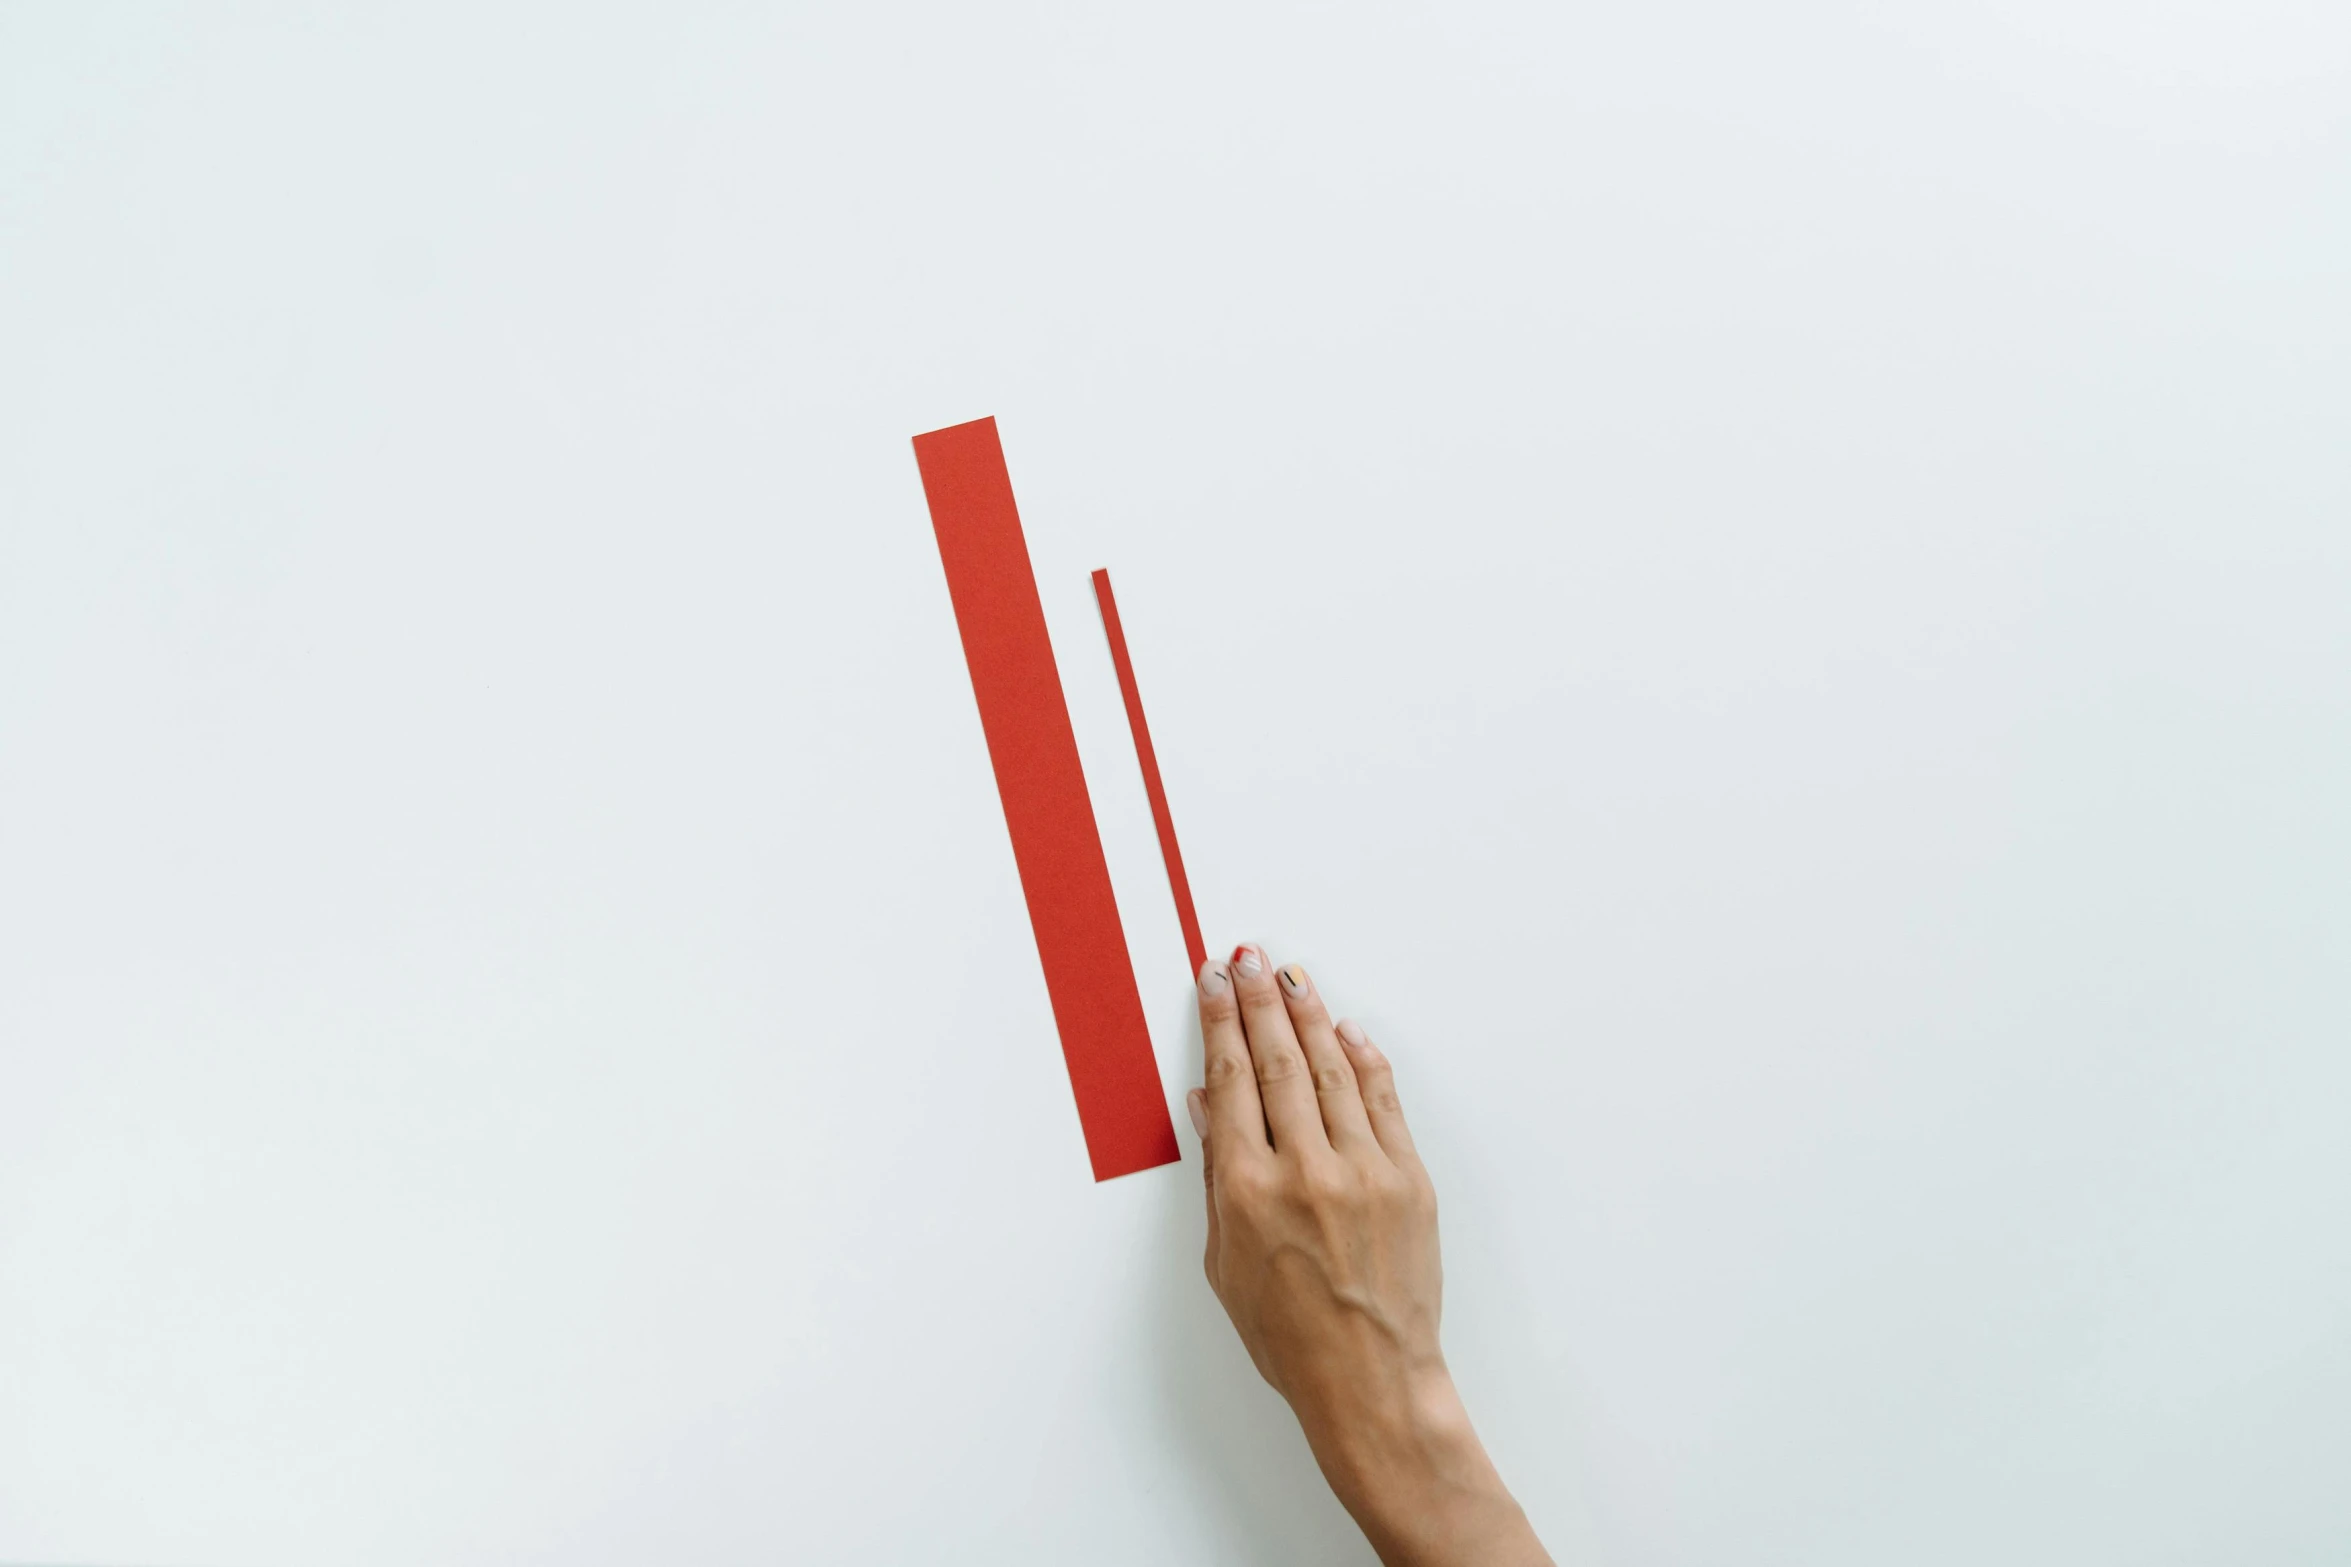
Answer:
(1186, 1090, 1209, 1140)
(1335, 1019, 1367, 1049)
(1231, 944, 1264, 978)
(1197, 959, 1230, 997)
(1278, 964, 1308, 995)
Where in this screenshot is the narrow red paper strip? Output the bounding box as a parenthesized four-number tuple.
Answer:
(1091, 569, 1208, 979)
(912, 417, 1179, 1182)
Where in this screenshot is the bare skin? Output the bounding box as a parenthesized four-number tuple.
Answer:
(1187, 942, 1553, 1567)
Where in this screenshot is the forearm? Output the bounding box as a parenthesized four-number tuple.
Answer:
(1301, 1368, 1552, 1567)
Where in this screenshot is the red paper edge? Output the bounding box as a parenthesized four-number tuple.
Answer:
(1091, 569, 1208, 979)
(912, 417, 1179, 1182)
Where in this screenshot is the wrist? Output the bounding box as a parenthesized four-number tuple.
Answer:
(1297, 1366, 1546, 1567)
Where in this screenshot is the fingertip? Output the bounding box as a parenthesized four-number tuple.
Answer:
(1335, 1018, 1380, 1059)
(1186, 1088, 1209, 1140)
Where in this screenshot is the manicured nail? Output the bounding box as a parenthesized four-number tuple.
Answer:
(1278, 964, 1308, 995)
(1198, 959, 1230, 997)
(1231, 944, 1264, 978)
(1186, 1090, 1209, 1140)
(1335, 1019, 1367, 1049)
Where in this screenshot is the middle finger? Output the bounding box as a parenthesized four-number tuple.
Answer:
(1228, 943, 1329, 1156)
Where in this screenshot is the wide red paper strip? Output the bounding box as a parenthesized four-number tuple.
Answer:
(912, 417, 1180, 1182)
(1090, 569, 1208, 979)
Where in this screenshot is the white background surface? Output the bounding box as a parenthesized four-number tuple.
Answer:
(3, 4, 2348, 1563)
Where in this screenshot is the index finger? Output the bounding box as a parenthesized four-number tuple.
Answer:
(1196, 956, 1269, 1163)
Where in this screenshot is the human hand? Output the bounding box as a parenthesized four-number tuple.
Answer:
(1187, 943, 1551, 1567)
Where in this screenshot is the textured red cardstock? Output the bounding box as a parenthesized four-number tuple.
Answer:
(912, 417, 1180, 1181)
(1091, 569, 1207, 979)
